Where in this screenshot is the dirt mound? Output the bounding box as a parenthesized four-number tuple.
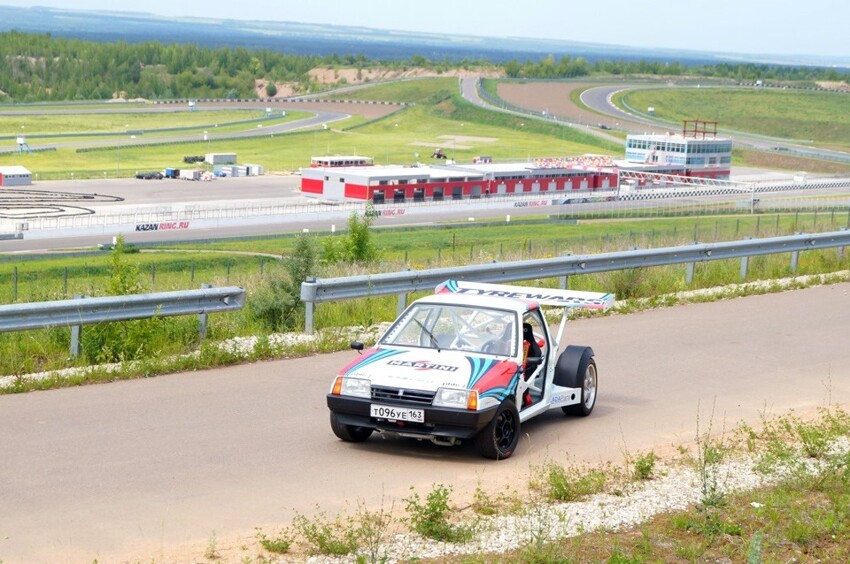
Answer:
(254, 79, 298, 98)
(816, 81, 850, 92)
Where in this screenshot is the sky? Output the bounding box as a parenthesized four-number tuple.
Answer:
(4, 0, 849, 59)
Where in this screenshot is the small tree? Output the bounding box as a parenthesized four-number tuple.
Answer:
(265, 82, 278, 97)
(107, 234, 142, 296)
(321, 203, 379, 265)
(83, 234, 159, 362)
(347, 202, 378, 264)
(249, 234, 317, 331)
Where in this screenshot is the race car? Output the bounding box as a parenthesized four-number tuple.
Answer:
(327, 280, 614, 459)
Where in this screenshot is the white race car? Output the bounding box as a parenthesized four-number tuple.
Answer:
(327, 280, 614, 459)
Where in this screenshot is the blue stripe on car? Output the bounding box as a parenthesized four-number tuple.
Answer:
(344, 348, 405, 375)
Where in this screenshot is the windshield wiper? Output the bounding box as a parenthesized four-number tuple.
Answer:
(413, 318, 441, 351)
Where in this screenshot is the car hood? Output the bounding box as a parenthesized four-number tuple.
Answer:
(340, 346, 519, 393)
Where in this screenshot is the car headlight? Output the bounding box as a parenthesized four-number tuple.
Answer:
(433, 387, 478, 410)
(331, 376, 371, 398)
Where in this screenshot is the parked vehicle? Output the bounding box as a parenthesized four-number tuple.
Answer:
(135, 171, 163, 180)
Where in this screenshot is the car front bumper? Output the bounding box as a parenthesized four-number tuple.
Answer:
(327, 394, 497, 440)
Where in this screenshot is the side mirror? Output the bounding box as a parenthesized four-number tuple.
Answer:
(350, 341, 364, 353)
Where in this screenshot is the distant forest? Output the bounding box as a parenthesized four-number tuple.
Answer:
(0, 31, 847, 103)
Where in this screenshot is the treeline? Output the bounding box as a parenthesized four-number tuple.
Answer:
(504, 54, 850, 82)
(1, 31, 847, 103)
(0, 31, 344, 102)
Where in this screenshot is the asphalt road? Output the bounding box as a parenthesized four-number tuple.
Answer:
(1, 282, 849, 562)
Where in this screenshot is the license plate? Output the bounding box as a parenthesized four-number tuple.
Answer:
(370, 404, 424, 423)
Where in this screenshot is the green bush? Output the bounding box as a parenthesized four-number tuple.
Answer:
(404, 484, 473, 543)
(247, 234, 316, 331)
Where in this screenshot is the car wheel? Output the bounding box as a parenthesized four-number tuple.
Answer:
(562, 357, 597, 417)
(476, 400, 520, 460)
(330, 412, 373, 442)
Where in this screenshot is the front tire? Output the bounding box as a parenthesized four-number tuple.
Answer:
(476, 400, 520, 460)
(330, 412, 373, 442)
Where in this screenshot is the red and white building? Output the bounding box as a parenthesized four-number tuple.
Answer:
(300, 159, 619, 203)
(301, 122, 732, 202)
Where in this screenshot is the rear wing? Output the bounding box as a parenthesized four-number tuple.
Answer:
(435, 280, 615, 312)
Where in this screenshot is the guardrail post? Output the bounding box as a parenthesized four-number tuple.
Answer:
(304, 277, 316, 336)
(790, 250, 800, 273)
(70, 294, 83, 357)
(740, 236, 752, 280)
(397, 292, 407, 316)
(198, 283, 211, 340)
(559, 252, 572, 289)
(686, 262, 695, 284)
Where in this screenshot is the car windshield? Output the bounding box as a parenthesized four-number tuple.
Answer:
(381, 302, 517, 356)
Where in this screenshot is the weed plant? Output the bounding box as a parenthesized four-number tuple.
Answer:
(404, 484, 474, 543)
(254, 527, 292, 554)
(530, 462, 609, 502)
(292, 510, 359, 556)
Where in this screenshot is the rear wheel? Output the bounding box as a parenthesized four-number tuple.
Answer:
(330, 412, 373, 442)
(562, 357, 597, 417)
(476, 400, 520, 460)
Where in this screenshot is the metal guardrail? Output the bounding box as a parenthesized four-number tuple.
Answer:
(300, 231, 850, 334)
(0, 285, 246, 356)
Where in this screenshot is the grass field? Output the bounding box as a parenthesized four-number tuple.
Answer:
(324, 77, 458, 103)
(7, 78, 850, 179)
(5, 82, 617, 178)
(618, 87, 850, 149)
(1, 109, 276, 135)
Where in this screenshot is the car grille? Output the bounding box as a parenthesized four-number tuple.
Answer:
(371, 386, 435, 405)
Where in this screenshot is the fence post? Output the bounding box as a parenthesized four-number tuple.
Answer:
(13, 266, 18, 302)
(70, 294, 83, 357)
(191, 262, 195, 282)
(151, 264, 156, 290)
(63, 267, 68, 297)
(198, 283, 211, 340)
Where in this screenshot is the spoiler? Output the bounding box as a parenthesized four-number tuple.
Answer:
(435, 280, 615, 311)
